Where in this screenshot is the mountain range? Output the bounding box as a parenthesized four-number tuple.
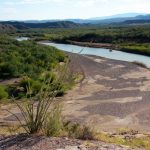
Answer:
(0, 21, 81, 30)
(0, 13, 150, 30)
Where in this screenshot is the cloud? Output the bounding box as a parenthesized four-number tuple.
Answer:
(4, 0, 65, 5)
(75, 0, 108, 7)
(4, 0, 109, 6)
(0, 6, 17, 20)
(2, 7, 17, 14)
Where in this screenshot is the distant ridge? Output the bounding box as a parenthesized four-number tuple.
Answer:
(86, 14, 150, 24)
(1, 13, 150, 29)
(0, 21, 81, 29)
(89, 13, 147, 20)
(120, 19, 150, 25)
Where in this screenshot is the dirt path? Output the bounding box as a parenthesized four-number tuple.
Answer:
(63, 54, 150, 133)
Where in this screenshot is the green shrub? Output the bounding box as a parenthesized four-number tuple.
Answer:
(20, 77, 43, 96)
(0, 84, 8, 100)
(9, 71, 68, 134)
(44, 105, 63, 136)
(63, 121, 94, 140)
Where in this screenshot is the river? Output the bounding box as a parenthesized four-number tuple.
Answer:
(16, 37, 150, 67)
(41, 42, 150, 67)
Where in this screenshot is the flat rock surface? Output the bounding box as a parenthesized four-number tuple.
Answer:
(63, 54, 150, 132)
(0, 135, 140, 150)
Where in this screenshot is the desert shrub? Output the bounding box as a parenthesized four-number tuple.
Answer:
(8, 59, 70, 134)
(19, 77, 43, 96)
(63, 121, 94, 140)
(9, 82, 63, 134)
(44, 105, 63, 136)
(0, 84, 8, 100)
(63, 121, 80, 138)
(78, 126, 94, 140)
(39, 72, 56, 83)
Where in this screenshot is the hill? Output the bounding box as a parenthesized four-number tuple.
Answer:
(0, 21, 81, 29)
(89, 14, 150, 25)
(120, 19, 150, 25)
(18, 13, 148, 24)
(0, 24, 16, 33)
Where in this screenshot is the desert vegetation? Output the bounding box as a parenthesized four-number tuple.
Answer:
(0, 25, 150, 150)
(13, 25, 150, 56)
(0, 35, 68, 100)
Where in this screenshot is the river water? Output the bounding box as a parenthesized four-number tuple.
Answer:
(42, 42, 150, 67)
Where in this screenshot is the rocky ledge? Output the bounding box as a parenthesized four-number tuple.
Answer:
(0, 134, 141, 150)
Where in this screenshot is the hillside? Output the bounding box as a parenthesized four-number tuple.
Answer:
(0, 24, 16, 33)
(121, 19, 150, 25)
(0, 21, 81, 29)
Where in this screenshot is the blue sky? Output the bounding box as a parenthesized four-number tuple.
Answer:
(0, 0, 150, 20)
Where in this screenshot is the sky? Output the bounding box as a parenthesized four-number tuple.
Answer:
(0, 0, 150, 20)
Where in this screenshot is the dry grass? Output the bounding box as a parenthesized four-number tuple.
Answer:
(94, 131, 150, 150)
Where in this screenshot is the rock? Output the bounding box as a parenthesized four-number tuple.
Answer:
(65, 146, 80, 150)
(57, 145, 88, 150)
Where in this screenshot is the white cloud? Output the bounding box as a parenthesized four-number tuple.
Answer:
(4, 0, 65, 5)
(0, 6, 17, 20)
(75, 0, 108, 7)
(4, 0, 109, 6)
(3, 7, 17, 14)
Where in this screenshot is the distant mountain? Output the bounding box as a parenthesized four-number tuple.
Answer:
(108, 14, 150, 25)
(0, 21, 81, 29)
(1, 13, 150, 29)
(65, 13, 150, 24)
(22, 19, 92, 24)
(135, 14, 150, 19)
(89, 13, 147, 20)
(87, 14, 150, 25)
(119, 19, 150, 25)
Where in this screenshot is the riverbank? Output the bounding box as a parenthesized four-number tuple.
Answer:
(67, 40, 116, 49)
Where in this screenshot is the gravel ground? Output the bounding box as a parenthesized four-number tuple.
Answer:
(63, 53, 150, 132)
